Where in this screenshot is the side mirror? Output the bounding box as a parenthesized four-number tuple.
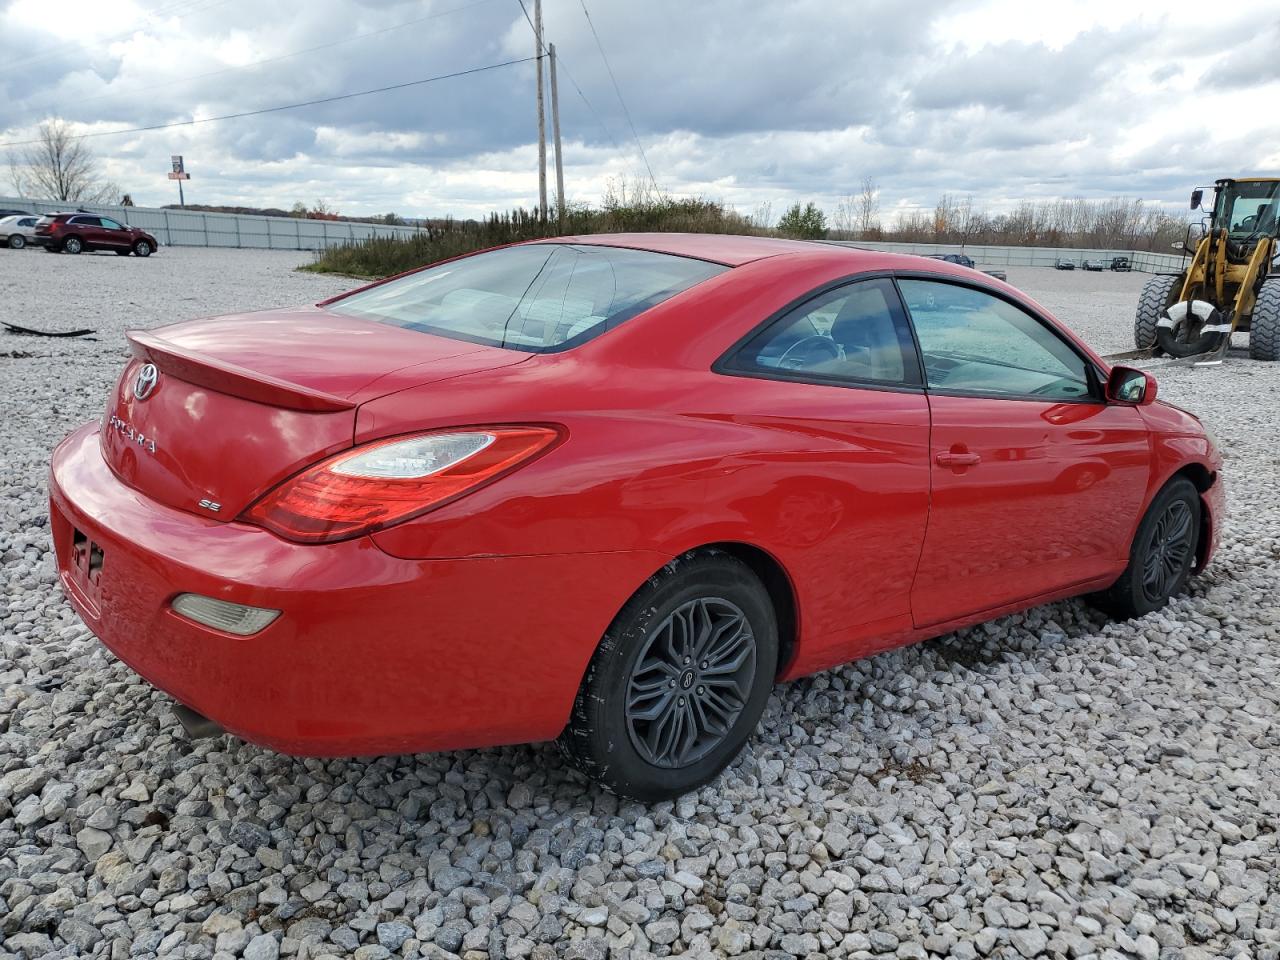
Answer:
(1106, 366, 1157, 405)
(1190, 189, 1203, 210)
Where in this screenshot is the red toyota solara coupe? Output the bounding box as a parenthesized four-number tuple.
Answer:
(49, 234, 1224, 800)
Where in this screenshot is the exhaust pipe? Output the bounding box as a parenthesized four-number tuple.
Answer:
(172, 702, 225, 740)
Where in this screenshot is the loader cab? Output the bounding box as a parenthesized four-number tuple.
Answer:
(1211, 178, 1280, 239)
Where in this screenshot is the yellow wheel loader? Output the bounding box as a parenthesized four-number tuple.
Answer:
(1134, 177, 1280, 360)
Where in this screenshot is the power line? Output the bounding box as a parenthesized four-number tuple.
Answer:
(512, 0, 640, 183)
(27, 0, 503, 119)
(576, 0, 660, 195)
(0, 58, 535, 148)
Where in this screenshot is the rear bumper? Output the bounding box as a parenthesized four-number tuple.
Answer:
(49, 422, 663, 756)
(30, 235, 56, 248)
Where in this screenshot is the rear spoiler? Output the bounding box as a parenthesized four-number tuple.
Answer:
(127, 330, 356, 413)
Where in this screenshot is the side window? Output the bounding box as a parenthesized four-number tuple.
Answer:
(898, 279, 1093, 400)
(100, 217, 123, 230)
(70, 216, 101, 227)
(724, 278, 920, 386)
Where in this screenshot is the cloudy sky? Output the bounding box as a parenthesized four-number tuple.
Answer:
(2, 0, 1278, 220)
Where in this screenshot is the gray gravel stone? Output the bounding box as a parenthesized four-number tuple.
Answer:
(1, 253, 1277, 960)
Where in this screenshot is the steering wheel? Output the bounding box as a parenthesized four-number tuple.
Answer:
(778, 335, 840, 370)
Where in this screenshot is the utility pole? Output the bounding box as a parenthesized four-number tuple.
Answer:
(549, 42, 566, 223)
(534, 0, 548, 220)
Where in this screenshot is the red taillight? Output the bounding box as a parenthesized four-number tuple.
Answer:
(240, 426, 561, 544)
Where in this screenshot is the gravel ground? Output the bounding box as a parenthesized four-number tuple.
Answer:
(1, 248, 1277, 960)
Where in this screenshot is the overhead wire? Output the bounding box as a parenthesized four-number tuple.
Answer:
(0, 58, 536, 148)
(575, 0, 661, 195)
(25, 0, 504, 118)
(512, 0, 642, 184)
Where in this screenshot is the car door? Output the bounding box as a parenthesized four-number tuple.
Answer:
(68, 216, 104, 248)
(97, 217, 130, 248)
(716, 277, 932, 668)
(896, 277, 1149, 628)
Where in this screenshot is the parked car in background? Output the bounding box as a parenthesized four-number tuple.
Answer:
(927, 252, 976, 269)
(1110, 256, 1132, 272)
(32, 213, 158, 257)
(982, 268, 1008, 281)
(49, 234, 1225, 800)
(0, 214, 40, 249)
(0, 208, 32, 219)
(1083, 259, 1105, 271)
(1055, 258, 1076, 270)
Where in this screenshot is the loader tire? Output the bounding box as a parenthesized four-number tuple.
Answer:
(1134, 274, 1179, 350)
(1248, 278, 1280, 361)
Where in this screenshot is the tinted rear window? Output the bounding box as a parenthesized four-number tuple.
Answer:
(327, 243, 727, 352)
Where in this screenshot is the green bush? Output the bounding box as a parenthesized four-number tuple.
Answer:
(305, 197, 765, 279)
(776, 202, 827, 240)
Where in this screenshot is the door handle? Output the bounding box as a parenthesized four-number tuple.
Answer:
(935, 450, 981, 468)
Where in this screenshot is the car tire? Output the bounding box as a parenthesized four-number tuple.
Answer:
(133, 240, 152, 257)
(62, 236, 83, 254)
(1089, 476, 1200, 620)
(1134, 274, 1179, 350)
(8, 234, 25, 249)
(1247, 277, 1280, 361)
(559, 550, 778, 801)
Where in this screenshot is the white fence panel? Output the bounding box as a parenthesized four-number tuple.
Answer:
(0, 196, 421, 250)
(829, 240, 1184, 273)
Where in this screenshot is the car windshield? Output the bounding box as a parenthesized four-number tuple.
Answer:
(327, 243, 728, 353)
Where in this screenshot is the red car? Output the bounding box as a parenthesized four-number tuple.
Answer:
(33, 212, 158, 256)
(48, 234, 1224, 800)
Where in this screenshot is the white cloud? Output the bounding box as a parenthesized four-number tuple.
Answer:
(2, 0, 1276, 220)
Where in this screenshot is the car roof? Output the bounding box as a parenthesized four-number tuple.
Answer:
(530, 232, 846, 266)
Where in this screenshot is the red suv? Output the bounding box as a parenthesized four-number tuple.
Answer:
(33, 213, 159, 257)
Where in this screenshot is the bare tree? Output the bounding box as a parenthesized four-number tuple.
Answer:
(8, 119, 119, 203)
(855, 176, 879, 237)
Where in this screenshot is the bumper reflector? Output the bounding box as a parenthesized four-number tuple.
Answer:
(171, 594, 280, 636)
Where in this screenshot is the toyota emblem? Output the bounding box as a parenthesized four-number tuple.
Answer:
(134, 363, 159, 401)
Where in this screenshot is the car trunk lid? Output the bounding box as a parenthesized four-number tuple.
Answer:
(102, 307, 528, 518)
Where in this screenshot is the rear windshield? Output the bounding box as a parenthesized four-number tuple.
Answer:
(327, 243, 728, 352)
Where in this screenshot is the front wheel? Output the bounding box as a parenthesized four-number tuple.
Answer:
(1134, 274, 1180, 350)
(133, 240, 153, 257)
(1089, 476, 1200, 619)
(1248, 277, 1280, 361)
(8, 234, 25, 249)
(559, 552, 778, 800)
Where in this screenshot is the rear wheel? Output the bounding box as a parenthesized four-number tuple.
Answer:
(559, 551, 778, 800)
(133, 240, 152, 257)
(1090, 476, 1200, 619)
(62, 235, 83, 254)
(1134, 274, 1180, 350)
(8, 234, 25, 249)
(1248, 277, 1280, 361)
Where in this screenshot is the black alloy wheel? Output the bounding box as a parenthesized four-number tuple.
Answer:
(1090, 476, 1201, 619)
(624, 596, 757, 769)
(1140, 499, 1195, 605)
(560, 551, 778, 801)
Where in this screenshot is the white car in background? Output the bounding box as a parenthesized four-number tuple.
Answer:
(1, 214, 40, 249)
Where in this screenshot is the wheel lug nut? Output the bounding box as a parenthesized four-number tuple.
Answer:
(700, 661, 708, 669)
(697, 686, 705, 695)
(668, 680, 675, 687)
(683, 657, 690, 664)
(678, 697, 685, 706)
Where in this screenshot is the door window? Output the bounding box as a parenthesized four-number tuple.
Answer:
(100, 217, 124, 230)
(898, 280, 1093, 400)
(723, 278, 920, 386)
